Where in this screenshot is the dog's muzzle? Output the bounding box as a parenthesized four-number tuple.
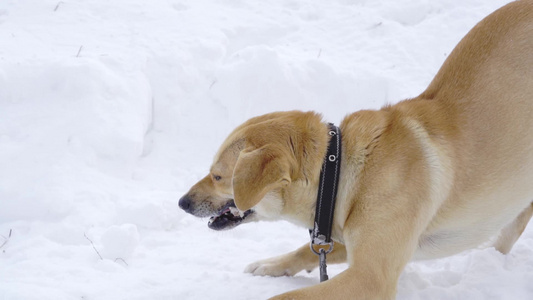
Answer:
(178, 196, 254, 230)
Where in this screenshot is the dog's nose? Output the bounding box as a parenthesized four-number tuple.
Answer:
(178, 195, 192, 213)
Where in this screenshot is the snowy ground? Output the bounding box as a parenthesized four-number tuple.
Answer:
(1, 0, 532, 299)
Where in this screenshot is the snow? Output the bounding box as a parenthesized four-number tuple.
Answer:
(1, 0, 531, 299)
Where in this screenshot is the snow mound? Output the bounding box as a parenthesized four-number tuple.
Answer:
(99, 224, 140, 261)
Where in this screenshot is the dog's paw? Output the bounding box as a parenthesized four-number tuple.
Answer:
(244, 258, 296, 277)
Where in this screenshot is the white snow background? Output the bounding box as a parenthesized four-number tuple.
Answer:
(1, 0, 532, 299)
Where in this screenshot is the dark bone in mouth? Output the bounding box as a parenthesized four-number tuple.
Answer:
(208, 200, 253, 230)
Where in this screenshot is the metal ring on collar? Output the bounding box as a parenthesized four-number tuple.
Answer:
(310, 240, 334, 255)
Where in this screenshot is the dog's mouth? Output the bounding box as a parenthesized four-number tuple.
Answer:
(208, 200, 253, 230)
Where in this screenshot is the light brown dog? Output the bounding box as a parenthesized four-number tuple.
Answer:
(179, 1, 533, 299)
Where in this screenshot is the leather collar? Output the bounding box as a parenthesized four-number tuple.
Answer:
(310, 123, 342, 246)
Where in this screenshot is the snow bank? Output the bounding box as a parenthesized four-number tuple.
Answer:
(0, 58, 151, 222)
(0, 0, 528, 299)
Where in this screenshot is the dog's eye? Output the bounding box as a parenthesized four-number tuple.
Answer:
(213, 175, 222, 181)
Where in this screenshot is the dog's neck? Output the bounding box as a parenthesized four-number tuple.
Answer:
(276, 120, 341, 229)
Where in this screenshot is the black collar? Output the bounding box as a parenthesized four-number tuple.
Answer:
(309, 123, 342, 281)
(311, 123, 342, 245)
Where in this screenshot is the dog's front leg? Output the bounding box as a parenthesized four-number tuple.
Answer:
(267, 238, 412, 299)
(269, 195, 433, 299)
(245, 243, 347, 276)
(268, 265, 394, 300)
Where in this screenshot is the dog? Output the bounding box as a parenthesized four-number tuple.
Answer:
(179, 1, 533, 299)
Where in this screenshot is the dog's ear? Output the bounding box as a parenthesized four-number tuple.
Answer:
(232, 145, 291, 211)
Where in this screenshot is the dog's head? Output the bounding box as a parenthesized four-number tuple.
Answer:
(179, 111, 326, 230)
